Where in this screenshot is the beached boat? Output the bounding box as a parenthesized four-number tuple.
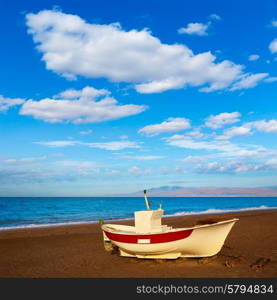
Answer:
(101, 190, 238, 259)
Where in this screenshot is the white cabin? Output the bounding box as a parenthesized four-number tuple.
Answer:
(134, 209, 170, 233)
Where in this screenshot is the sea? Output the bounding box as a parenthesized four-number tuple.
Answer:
(0, 196, 277, 231)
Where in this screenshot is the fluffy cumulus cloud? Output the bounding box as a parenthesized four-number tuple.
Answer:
(161, 113, 277, 162)
(247, 120, 277, 133)
(205, 112, 241, 129)
(20, 86, 147, 123)
(187, 131, 205, 139)
(25, 10, 267, 94)
(217, 126, 252, 140)
(165, 134, 241, 152)
(153, 111, 277, 175)
(0, 95, 25, 112)
(178, 14, 221, 36)
(162, 113, 277, 175)
(139, 117, 191, 136)
(178, 22, 210, 36)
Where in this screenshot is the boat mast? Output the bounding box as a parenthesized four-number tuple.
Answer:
(144, 189, 151, 210)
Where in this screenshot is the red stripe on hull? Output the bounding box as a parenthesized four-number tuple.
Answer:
(104, 229, 193, 244)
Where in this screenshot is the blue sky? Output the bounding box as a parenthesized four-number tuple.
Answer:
(1, 0, 277, 196)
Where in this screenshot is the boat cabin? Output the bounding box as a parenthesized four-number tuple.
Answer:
(134, 209, 170, 233)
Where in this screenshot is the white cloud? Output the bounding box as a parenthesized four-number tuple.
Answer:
(269, 39, 277, 53)
(3, 156, 47, 164)
(20, 86, 147, 123)
(269, 21, 277, 54)
(0, 95, 25, 112)
(50, 160, 101, 178)
(195, 159, 277, 174)
(35, 139, 140, 150)
(174, 139, 277, 177)
(199, 145, 276, 161)
(178, 14, 221, 36)
(228, 147, 277, 159)
(0, 159, 102, 184)
(187, 130, 205, 139)
(178, 22, 209, 36)
(25, 10, 264, 94)
(128, 166, 152, 176)
(180, 146, 277, 163)
(229, 73, 268, 91)
(181, 155, 207, 163)
(54, 87, 109, 99)
(56, 160, 99, 167)
(165, 135, 240, 152)
(248, 54, 260, 61)
(205, 112, 241, 129)
(135, 78, 185, 94)
(128, 166, 142, 176)
(247, 120, 277, 133)
(139, 117, 191, 136)
(87, 141, 140, 151)
(264, 76, 277, 83)
(35, 141, 78, 147)
(119, 135, 128, 140)
(217, 126, 252, 140)
(122, 155, 163, 160)
(79, 129, 93, 135)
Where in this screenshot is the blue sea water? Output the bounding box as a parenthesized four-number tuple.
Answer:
(0, 197, 276, 230)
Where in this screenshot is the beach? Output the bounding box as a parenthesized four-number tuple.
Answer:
(0, 209, 276, 278)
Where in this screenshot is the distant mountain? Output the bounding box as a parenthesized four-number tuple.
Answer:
(119, 186, 277, 197)
(146, 186, 184, 192)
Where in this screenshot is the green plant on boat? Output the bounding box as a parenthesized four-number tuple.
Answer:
(99, 218, 113, 252)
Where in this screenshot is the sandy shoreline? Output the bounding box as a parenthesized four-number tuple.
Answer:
(0, 209, 276, 278)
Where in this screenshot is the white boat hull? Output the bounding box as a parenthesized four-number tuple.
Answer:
(102, 219, 238, 259)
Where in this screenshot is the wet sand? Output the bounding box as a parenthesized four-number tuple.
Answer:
(0, 209, 276, 277)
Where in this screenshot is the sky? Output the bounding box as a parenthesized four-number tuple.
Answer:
(1, 0, 277, 196)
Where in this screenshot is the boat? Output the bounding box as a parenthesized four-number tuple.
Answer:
(101, 190, 238, 259)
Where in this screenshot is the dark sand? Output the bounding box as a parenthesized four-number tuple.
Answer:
(0, 209, 276, 278)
